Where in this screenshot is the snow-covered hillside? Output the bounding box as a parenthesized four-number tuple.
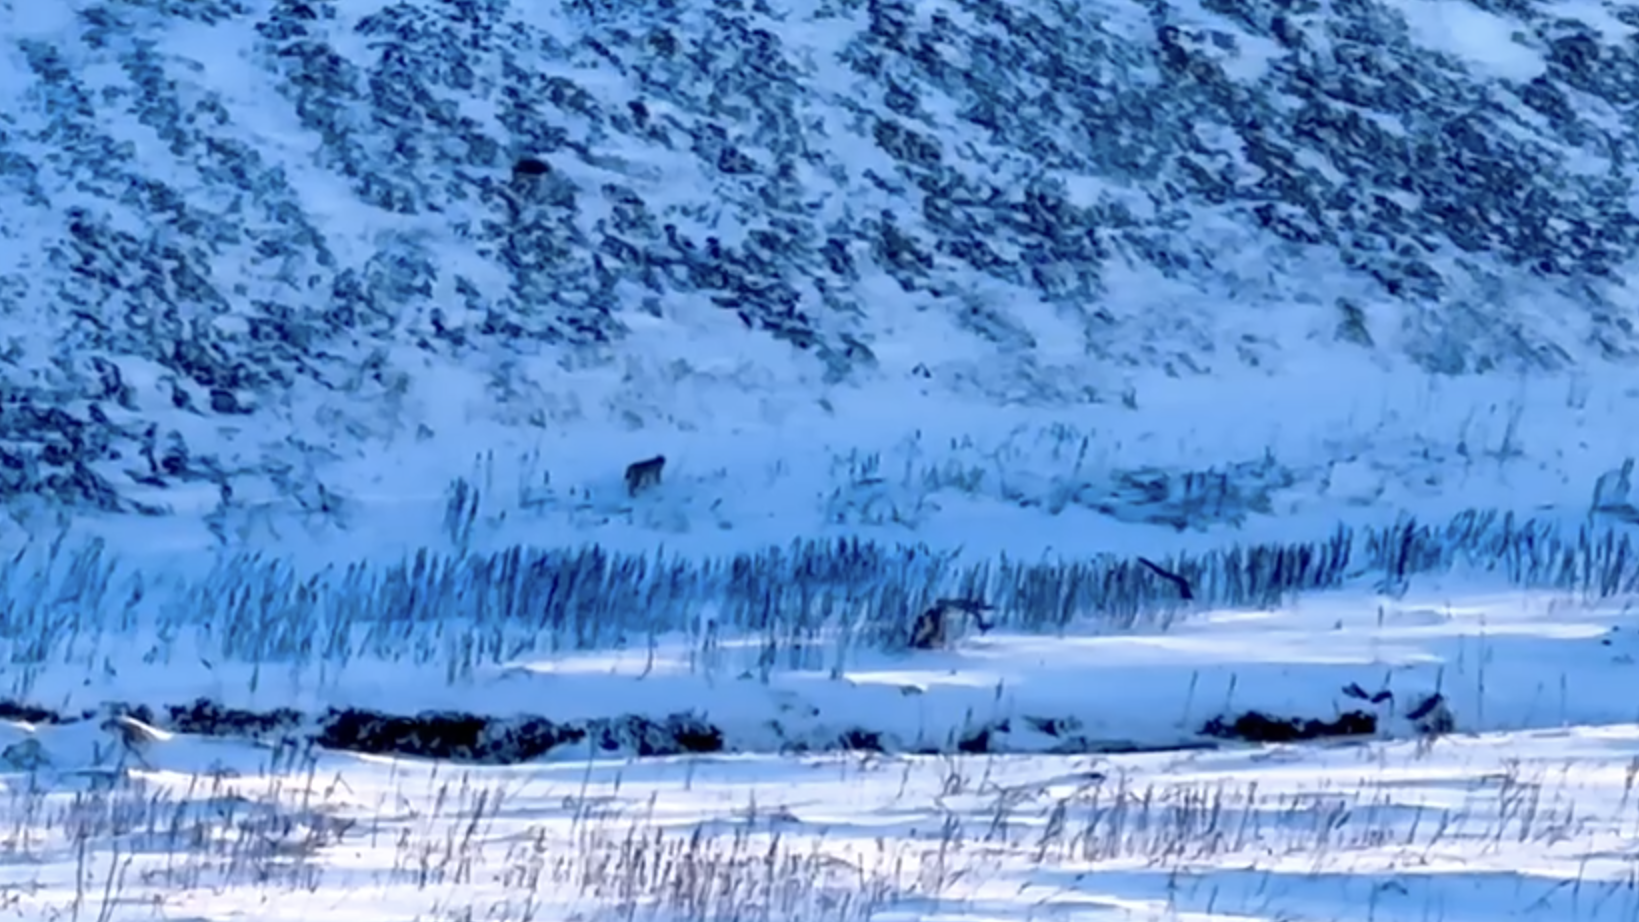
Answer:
(10, 5, 1639, 918)
(3, 0, 1639, 558)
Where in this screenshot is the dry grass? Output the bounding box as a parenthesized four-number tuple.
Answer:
(0, 741, 1631, 921)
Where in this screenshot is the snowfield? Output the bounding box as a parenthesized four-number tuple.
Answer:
(6, 582, 1636, 759)
(2, 0, 1639, 551)
(6, 711, 1639, 921)
(4, 0, 1639, 918)
(2, 543, 1639, 919)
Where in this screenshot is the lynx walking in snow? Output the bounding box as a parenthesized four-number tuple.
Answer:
(625, 455, 666, 497)
(908, 598, 995, 650)
(100, 713, 167, 770)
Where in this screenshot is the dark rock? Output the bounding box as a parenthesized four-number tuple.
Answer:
(208, 388, 242, 414)
(1201, 709, 1377, 743)
(318, 708, 490, 761)
(665, 713, 725, 753)
(0, 700, 72, 725)
(165, 698, 304, 738)
(587, 712, 724, 757)
(511, 156, 550, 177)
(483, 716, 585, 761)
(836, 728, 885, 751)
(957, 726, 992, 753)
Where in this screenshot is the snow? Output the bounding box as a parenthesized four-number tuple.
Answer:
(7, 582, 1634, 756)
(34, 350, 1639, 576)
(7, 506, 1639, 919)
(0, 0, 77, 40)
(8, 708, 1639, 920)
(3, 0, 1639, 918)
(1548, 0, 1638, 43)
(1392, 0, 1549, 81)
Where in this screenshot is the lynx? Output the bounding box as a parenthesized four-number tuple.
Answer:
(908, 598, 995, 650)
(625, 455, 666, 496)
(100, 713, 166, 769)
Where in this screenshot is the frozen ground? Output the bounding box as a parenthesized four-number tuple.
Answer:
(14, 354, 1639, 587)
(1, 508, 1635, 918)
(3, 714, 1639, 921)
(3, 0, 1639, 557)
(5, 584, 1637, 758)
(4, 0, 1639, 918)
(2, 575, 1638, 921)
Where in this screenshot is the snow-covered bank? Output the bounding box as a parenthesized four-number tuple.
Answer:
(4, 506, 1638, 695)
(5, 0, 1639, 548)
(7, 717, 1639, 921)
(1, 505, 1636, 764)
(23, 364, 1639, 575)
(4, 586, 1633, 764)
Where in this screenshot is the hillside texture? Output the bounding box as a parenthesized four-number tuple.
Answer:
(2, 0, 1638, 518)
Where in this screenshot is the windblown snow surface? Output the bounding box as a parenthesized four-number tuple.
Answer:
(4, 0, 1639, 918)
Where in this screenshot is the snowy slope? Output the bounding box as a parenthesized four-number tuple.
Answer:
(8, 7, 1639, 919)
(2, 0, 1639, 559)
